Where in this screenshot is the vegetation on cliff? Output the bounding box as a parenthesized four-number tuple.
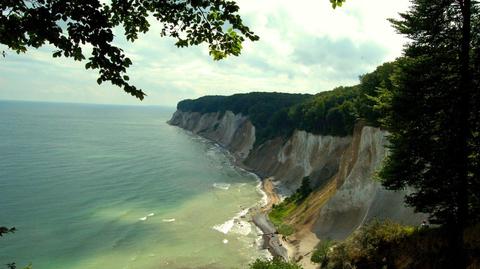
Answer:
(269, 177, 313, 236)
(375, 0, 480, 267)
(177, 92, 312, 145)
(177, 61, 395, 144)
(249, 258, 302, 269)
(312, 220, 480, 269)
(176, 1, 479, 268)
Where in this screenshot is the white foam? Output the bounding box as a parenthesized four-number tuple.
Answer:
(232, 167, 268, 207)
(223, 239, 229, 244)
(213, 219, 235, 234)
(139, 213, 155, 221)
(212, 208, 251, 235)
(231, 219, 252, 236)
(162, 218, 176, 222)
(256, 180, 268, 207)
(213, 183, 231, 190)
(238, 208, 249, 217)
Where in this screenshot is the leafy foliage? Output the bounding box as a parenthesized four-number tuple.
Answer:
(376, 1, 480, 266)
(323, 220, 480, 269)
(357, 61, 396, 126)
(311, 239, 334, 265)
(177, 60, 398, 144)
(178, 92, 311, 144)
(269, 201, 296, 235)
(0, 0, 259, 99)
(330, 0, 347, 9)
(276, 224, 295, 236)
(378, 0, 480, 227)
(249, 258, 303, 269)
(324, 220, 417, 269)
(288, 86, 360, 137)
(269, 177, 313, 235)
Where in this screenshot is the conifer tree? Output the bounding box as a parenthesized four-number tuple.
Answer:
(378, 0, 479, 267)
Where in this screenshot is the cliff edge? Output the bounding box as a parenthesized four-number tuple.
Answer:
(168, 109, 424, 265)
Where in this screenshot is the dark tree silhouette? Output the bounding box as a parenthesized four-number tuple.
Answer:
(378, 0, 479, 267)
(0, 0, 259, 100)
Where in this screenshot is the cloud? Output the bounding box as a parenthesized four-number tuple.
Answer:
(0, 0, 411, 106)
(292, 36, 388, 80)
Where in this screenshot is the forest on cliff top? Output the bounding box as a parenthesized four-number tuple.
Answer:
(177, 61, 394, 145)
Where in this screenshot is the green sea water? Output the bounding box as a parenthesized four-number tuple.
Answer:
(0, 101, 267, 269)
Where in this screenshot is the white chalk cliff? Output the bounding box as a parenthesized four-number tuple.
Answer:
(168, 110, 423, 242)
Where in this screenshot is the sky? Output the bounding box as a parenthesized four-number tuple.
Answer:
(0, 0, 411, 107)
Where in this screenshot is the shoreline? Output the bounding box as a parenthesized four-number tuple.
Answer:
(250, 178, 293, 261)
(219, 144, 294, 261)
(172, 125, 293, 261)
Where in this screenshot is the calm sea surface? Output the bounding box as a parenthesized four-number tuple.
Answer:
(0, 101, 266, 269)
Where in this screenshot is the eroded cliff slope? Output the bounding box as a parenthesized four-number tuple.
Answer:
(168, 109, 422, 243)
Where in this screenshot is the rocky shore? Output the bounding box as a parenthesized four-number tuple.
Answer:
(250, 178, 292, 260)
(168, 109, 424, 266)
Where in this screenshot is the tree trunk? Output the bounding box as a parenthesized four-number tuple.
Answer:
(450, 0, 472, 268)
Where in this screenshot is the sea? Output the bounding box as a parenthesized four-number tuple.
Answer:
(0, 100, 268, 269)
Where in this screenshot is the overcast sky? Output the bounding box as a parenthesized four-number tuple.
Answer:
(0, 0, 410, 107)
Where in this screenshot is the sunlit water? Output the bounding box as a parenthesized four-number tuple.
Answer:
(0, 101, 267, 269)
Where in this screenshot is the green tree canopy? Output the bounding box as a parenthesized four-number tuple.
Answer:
(0, 0, 259, 99)
(377, 0, 479, 267)
(177, 92, 312, 144)
(176, 58, 400, 145)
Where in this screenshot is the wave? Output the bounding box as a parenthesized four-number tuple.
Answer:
(162, 218, 176, 222)
(213, 219, 235, 234)
(212, 208, 251, 235)
(213, 183, 231, 190)
(139, 212, 155, 221)
(256, 180, 268, 207)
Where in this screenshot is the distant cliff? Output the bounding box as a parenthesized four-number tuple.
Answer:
(169, 110, 256, 160)
(168, 67, 424, 264)
(168, 109, 423, 248)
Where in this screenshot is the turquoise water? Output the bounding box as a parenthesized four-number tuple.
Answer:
(0, 101, 266, 269)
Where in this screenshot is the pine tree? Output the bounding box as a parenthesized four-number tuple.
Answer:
(378, 0, 479, 267)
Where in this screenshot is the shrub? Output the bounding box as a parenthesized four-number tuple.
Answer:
(277, 224, 295, 236)
(249, 258, 303, 269)
(324, 220, 414, 269)
(268, 177, 313, 236)
(311, 239, 334, 265)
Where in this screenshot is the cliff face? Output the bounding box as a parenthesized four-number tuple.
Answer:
(169, 110, 255, 160)
(310, 126, 424, 240)
(244, 131, 351, 195)
(169, 110, 422, 240)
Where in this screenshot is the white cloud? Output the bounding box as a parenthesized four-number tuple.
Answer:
(0, 0, 410, 106)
